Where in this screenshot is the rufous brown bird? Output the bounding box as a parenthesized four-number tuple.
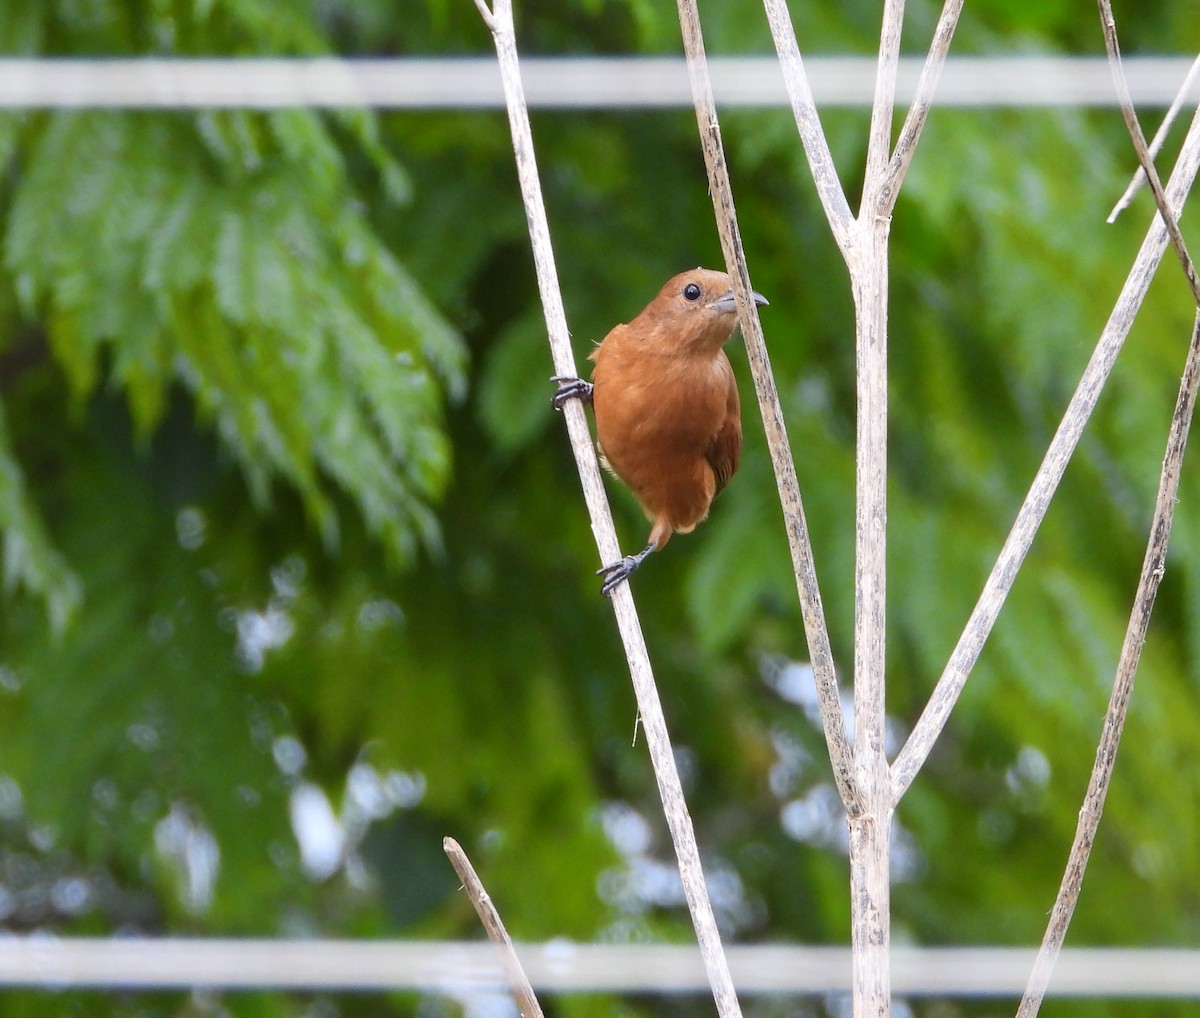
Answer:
(552, 268, 768, 595)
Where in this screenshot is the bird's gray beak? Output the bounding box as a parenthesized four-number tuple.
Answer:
(712, 288, 769, 314)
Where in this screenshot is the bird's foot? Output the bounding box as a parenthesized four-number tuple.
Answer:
(597, 556, 640, 597)
(596, 543, 655, 597)
(550, 375, 593, 410)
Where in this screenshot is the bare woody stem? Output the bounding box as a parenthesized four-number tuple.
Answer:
(675, 0, 860, 819)
(1017, 12, 1200, 1012)
(474, 2, 742, 1015)
(839, 4, 910, 1013)
(759, 0, 854, 253)
(762, 0, 962, 232)
(846, 227, 892, 1018)
(891, 99, 1200, 804)
(444, 837, 545, 1018)
(1098, 4, 1200, 304)
(883, 0, 964, 210)
(1018, 308, 1200, 1015)
(862, 0, 904, 190)
(760, 2, 964, 1013)
(1108, 53, 1200, 224)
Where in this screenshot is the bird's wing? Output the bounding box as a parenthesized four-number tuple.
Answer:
(706, 372, 742, 496)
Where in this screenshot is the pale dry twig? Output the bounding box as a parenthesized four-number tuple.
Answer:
(1016, 310, 1200, 1017)
(1016, 6, 1200, 1011)
(890, 96, 1200, 803)
(1108, 53, 1200, 223)
(444, 837, 544, 1018)
(674, 0, 860, 822)
(473, 2, 741, 1015)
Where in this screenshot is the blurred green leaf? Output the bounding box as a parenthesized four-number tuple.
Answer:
(4, 110, 463, 573)
(0, 401, 81, 628)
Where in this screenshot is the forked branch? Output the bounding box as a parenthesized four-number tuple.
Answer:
(755, 3, 964, 1014)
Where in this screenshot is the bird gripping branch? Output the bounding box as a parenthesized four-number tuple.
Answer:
(553, 268, 767, 595)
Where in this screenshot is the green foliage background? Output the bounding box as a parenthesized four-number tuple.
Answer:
(1, 1, 1199, 1016)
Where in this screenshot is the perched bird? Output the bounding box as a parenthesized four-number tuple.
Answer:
(552, 268, 768, 595)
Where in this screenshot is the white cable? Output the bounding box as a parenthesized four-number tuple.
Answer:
(1, 939, 1198, 996)
(0, 56, 1195, 108)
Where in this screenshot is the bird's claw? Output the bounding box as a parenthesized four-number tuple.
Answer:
(550, 375, 593, 410)
(597, 555, 639, 597)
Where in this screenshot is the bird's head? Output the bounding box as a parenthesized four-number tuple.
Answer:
(637, 268, 768, 354)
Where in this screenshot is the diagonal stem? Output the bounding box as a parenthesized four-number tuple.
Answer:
(1108, 53, 1200, 224)
(891, 98, 1200, 804)
(760, 0, 855, 254)
(1098, 2, 1200, 303)
(1017, 11, 1200, 1011)
(474, 3, 742, 1015)
(882, 0, 965, 213)
(444, 837, 545, 1018)
(675, 0, 860, 819)
(1016, 308, 1200, 1015)
(862, 0, 906, 205)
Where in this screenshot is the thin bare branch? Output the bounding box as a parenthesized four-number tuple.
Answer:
(861, 0, 906, 205)
(443, 837, 545, 1018)
(476, 3, 742, 1015)
(471, 0, 496, 31)
(759, 0, 855, 253)
(842, 9, 914, 1016)
(846, 220, 892, 1018)
(1098, 3, 1200, 304)
(1017, 307, 1200, 1015)
(847, 7, 901, 1004)
(891, 99, 1200, 804)
(1109, 53, 1200, 223)
(1016, 12, 1200, 1010)
(758, 3, 912, 1012)
(882, 0, 965, 211)
(675, 0, 861, 821)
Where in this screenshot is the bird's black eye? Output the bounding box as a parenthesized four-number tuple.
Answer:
(682, 282, 702, 302)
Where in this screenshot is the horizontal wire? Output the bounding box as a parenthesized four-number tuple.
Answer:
(0, 56, 1196, 108)
(1, 939, 1199, 996)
